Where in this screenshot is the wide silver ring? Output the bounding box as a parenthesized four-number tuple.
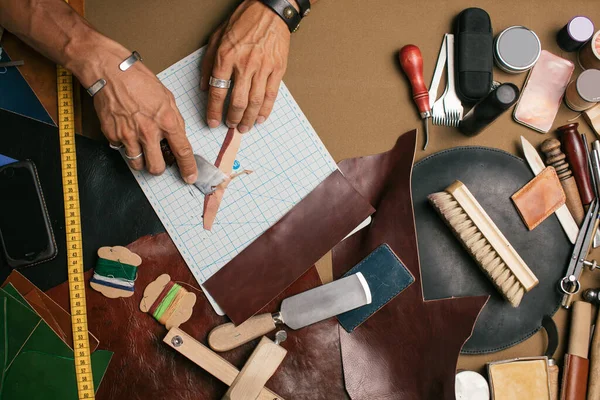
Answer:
(124, 152, 144, 161)
(209, 76, 231, 89)
(109, 143, 124, 150)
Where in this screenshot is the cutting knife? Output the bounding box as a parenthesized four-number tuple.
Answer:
(207, 273, 372, 352)
(521, 137, 578, 244)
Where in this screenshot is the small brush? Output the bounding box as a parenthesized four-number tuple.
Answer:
(428, 181, 538, 307)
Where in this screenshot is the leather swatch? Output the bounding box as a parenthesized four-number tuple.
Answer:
(205, 169, 375, 325)
(488, 358, 551, 400)
(46, 233, 348, 400)
(337, 243, 414, 332)
(332, 130, 488, 399)
(512, 166, 566, 230)
(561, 354, 589, 400)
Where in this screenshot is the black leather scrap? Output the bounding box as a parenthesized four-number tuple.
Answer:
(412, 147, 570, 354)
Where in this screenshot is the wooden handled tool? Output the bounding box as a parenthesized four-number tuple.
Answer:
(588, 307, 600, 400)
(209, 314, 276, 352)
(163, 328, 285, 400)
(399, 45, 431, 150)
(559, 123, 596, 206)
(224, 332, 287, 400)
(569, 301, 592, 358)
(541, 138, 585, 225)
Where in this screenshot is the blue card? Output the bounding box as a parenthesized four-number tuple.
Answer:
(0, 153, 17, 167)
(337, 243, 415, 332)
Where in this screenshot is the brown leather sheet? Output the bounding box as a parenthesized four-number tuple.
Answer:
(1, 0, 84, 132)
(332, 130, 488, 399)
(46, 233, 347, 400)
(204, 169, 375, 325)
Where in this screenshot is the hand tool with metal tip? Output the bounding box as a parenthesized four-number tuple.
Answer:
(208, 272, 372, 351)
(399, 45, 431, 150)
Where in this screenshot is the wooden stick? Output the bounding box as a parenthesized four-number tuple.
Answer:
(223, 336, 287, 400)
(208, 314, 277, 352)
(163, 328, 285, 400)
(588, 309, 600, 399)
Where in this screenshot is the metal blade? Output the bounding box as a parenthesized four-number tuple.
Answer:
(193, 154, 227, 195)
(520, 136, 546, 175)
(429, 34, 448, 109)
(280, 272, 372, 330)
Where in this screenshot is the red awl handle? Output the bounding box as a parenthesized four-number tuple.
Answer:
(399, 45, 431, 117)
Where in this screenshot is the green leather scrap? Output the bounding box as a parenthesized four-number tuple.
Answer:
(0, 284, 112, 399)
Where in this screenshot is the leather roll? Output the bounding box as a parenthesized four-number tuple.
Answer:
(561, 354, 590, 400)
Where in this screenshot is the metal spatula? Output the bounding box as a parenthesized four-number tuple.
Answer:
(193, 154, 227, 195)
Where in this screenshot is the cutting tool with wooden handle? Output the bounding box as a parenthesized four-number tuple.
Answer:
(521, 136, 579, 243)
(208, 273, 372, 352)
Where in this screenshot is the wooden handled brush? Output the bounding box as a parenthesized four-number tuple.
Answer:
(428, 181, 538, 307)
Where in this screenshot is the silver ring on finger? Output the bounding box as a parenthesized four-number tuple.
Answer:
(124, 152, 144, 160)
(109, 143, 124, 150)
(209, 76, 232, 89)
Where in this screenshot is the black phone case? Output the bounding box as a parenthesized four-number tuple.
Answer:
(0, 160, 57, 269)
(454, 8, 494, 104)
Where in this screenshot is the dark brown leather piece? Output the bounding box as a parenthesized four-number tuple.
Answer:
(512, 166, 566, 230)
(205, 169, 375, 325)
(561, 354, 589, 400)
(46, 233, 348, 400)
(332, 130, 488, 400)
(1, 0, 85, 133)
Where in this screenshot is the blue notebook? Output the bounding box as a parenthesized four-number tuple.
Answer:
(337, 243, 414, 332)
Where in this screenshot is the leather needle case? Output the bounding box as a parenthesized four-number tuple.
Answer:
(455, 8, 494, 104)
(512, 167, 566, 230)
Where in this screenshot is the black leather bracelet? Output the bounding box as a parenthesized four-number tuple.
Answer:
(259, 0, 302, 33)
(294, 0, 311, 17)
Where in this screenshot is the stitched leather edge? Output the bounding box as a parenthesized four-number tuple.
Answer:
(414, 146, 562, 354)
(339, 243, 415, 332)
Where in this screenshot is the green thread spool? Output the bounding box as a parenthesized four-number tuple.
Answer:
(152, 284, 182, 322)
(94, 258, 138, 281)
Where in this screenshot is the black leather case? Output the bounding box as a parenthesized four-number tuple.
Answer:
(455, 8, 494, 104)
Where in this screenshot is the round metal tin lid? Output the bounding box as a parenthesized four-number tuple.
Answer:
(496, 26, 541, 71)
(577, 69, 600, 102)
(568, 16, 595, 42)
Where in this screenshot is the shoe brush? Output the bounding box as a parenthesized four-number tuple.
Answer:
(428, 180, 538, 307)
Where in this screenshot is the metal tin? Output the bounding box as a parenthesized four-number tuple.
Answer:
(557, 16, 595, 52)
(494, 26, 541, 74)
(455, 371, 490, 400)
(579, 30, 600, 70)
(565, 69, 600, 111)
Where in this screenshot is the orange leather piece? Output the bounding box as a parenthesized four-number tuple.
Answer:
(561, 354, 589, 400)
(488, 358, 551, 400)
(512, 167, 566, 230)
(1, 0, 85, 133)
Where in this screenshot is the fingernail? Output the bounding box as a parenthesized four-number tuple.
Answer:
(185, 173, 198, 184)
(226, 121, 238, 129)
(238, 125, 249, 133)
(208, 119, 219, 128)
(256, 116, 266, 124)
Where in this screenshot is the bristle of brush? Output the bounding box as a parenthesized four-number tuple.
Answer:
(428, 191, 525, 307)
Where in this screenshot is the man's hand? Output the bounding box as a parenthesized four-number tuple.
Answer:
(91, 47, 197, 182)
(200, 0, 291, 133)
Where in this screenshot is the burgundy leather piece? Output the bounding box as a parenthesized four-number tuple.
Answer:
(46, 233, 347, 400)
(561, 354, 589, 400)
(205, 169, 375, 325)
(332, 130, 488, 400)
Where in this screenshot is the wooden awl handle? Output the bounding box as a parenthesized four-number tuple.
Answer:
(559, 123, 595, 205)
(399, 45, 431, 117)
(208, 313, 277, 352)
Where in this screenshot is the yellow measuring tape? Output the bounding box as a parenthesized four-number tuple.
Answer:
(57, 64, 95, 398)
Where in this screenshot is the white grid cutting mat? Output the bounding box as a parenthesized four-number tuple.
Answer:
(130, 47, 337, 292)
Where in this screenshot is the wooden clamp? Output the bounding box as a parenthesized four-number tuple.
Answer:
(163, 328, 285, 400)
